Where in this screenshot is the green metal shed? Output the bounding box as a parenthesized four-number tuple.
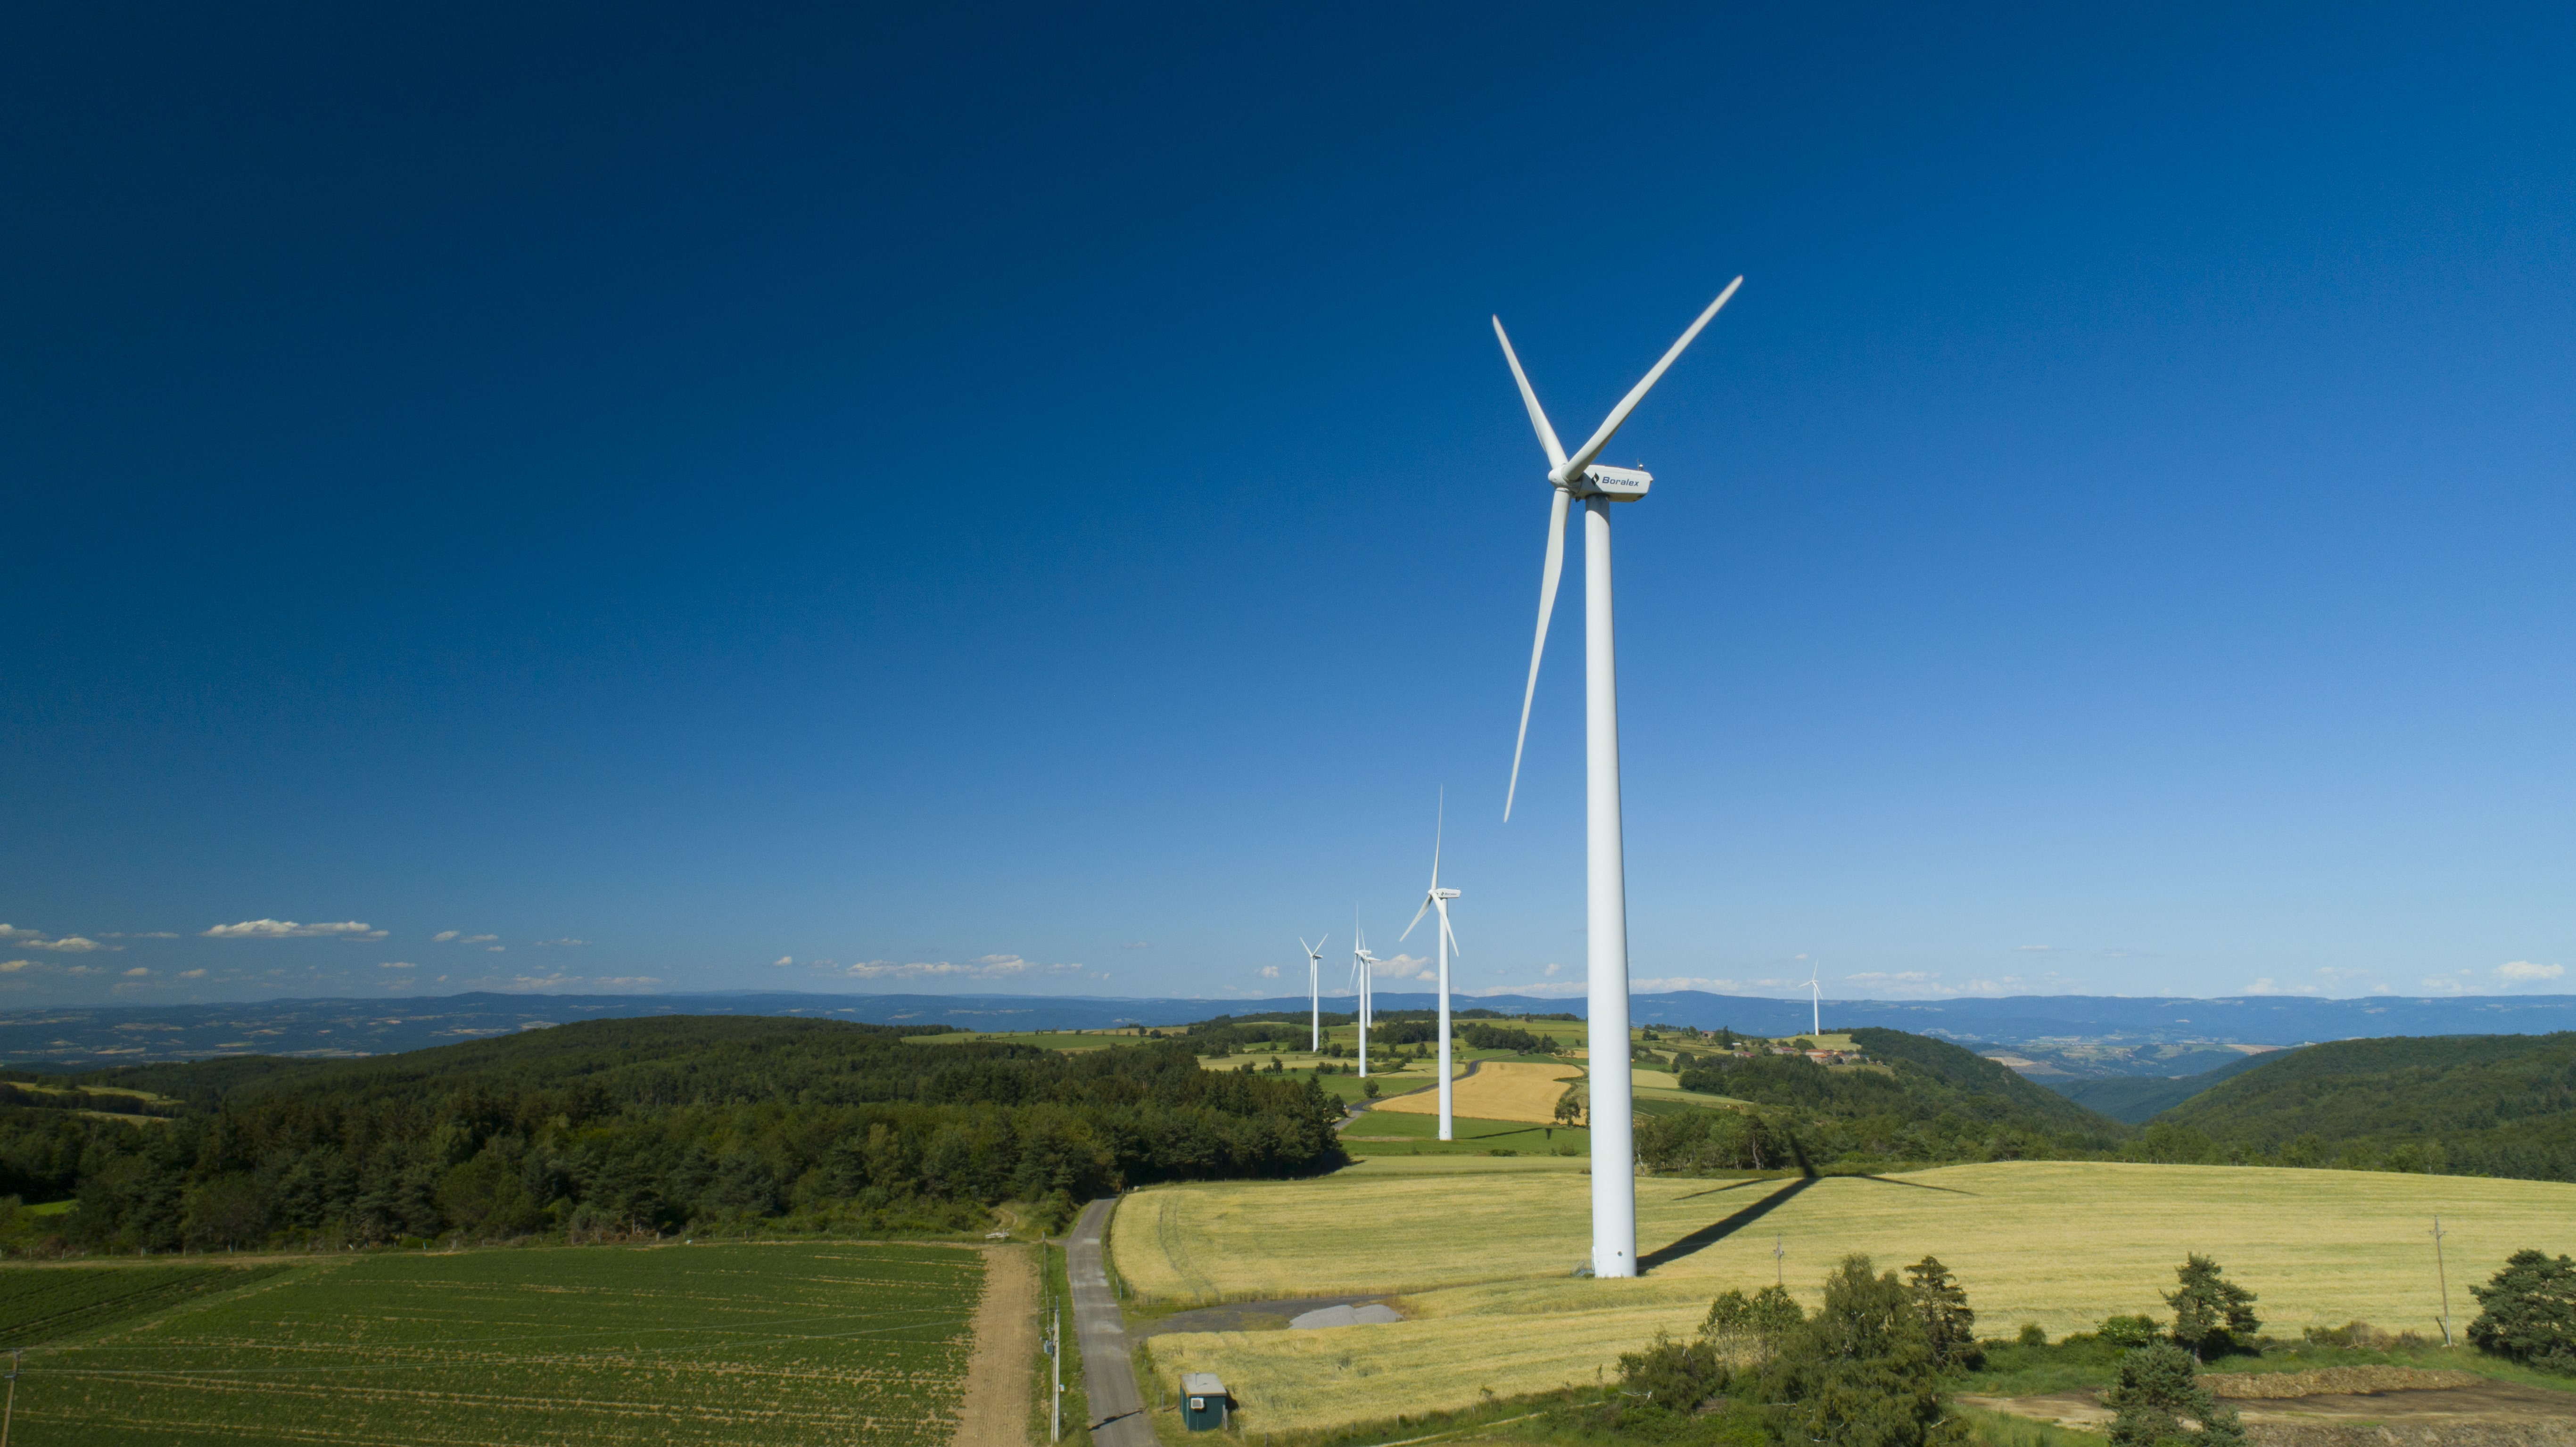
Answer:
(1180, 1372, 1229, 1431)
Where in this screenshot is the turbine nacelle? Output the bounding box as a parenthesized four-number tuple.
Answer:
(1558, 463, 1652, 501)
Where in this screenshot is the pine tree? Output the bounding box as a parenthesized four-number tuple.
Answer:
(2466, 1249, 2576, 1373)
(2163, 1254, 2259, 1361)
(2104, 1342, 2244, 1447)
(1757, 1255, 1968, 1447)
(1903, 1256, 1979, 1369)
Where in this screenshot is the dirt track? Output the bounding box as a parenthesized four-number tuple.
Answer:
(1371, 1061, 1581, 1124)
(1962, 1374, 2576, 1447)
(951, 1245, 1038, 1447)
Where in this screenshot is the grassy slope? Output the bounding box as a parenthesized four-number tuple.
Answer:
(2049, 1048, 2287, 1124)
(2160, 1031, 2576, 1169)
(1121, 1159, 2576, 1432)
(15, 1241, 981, 1447)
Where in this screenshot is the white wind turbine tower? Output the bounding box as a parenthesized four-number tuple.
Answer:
(1495, 278, 1743, 1280)
(1400, 794, 1464, 1140)
(1299, 935, 1329, 1051)
(1350, 925, 1377, 1077)
(1808, 961, 1822, 1038)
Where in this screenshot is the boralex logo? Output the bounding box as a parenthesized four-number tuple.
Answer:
(1579, 464, 1653, 499)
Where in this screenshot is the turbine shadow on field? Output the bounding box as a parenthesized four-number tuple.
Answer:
(1846, 1174, 1976, 1195)
(1670, 1177, 1777, 1205)
(1637, 1176, 1816, 1273)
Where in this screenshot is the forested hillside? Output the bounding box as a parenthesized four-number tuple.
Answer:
(0, 1017, 1346, 1252)
(1647, 1027, 2127, 1169)
(2050, 1047, 2289, 1123)
(2149, 1032, 2576, 1180)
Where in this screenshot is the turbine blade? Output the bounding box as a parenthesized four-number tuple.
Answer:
(1505, 487, 1571, 820)
(1493, 316, 1569, 470)
(1400, 896, 1432, 942)
(1430, 789, 1443, 888)
(1437, 897, 1461, 960)
(1562, 277, 1742, 477)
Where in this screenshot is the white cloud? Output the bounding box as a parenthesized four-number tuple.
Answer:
(1543, 962, 1562, 977)
(2244, 978, 2322, 996)
(840, 954, 1085, 980)
(204, 919, 386, 940)
(379, 961, 415, 970)
(1631, 976, 1749, 992)
(534, 938, 587, 947)
(0, 926, 47, 941)
(1845, 971, 1937, 983)
(461, 934, 497, 945)
(1258, 965, 1280, 978)
(771, 955, 793, 968)
(0, 960, 40, 974)
(485, 945, 504, 953)
(178, 969, 206, 979)
(590, 976, 661, 988)
(21, 936, 108, 953)
(1467, 979, 1586, 997)
(2496, 960, 2565, 983)
(432, 930, 460, 942)
(122, 967, 150, 977)
(130, 932, 180, 939)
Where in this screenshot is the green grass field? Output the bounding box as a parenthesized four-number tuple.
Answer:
(0, 1265, 289, 1349)
(1339, 1109, 1589, 1156)
(9, 1241, 985, 1446)
(1122, 1159, 2576, 1432)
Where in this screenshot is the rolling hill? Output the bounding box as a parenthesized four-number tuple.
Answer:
(2050, 1047, 2295, 1123)
(2154, 1031, 2576, 1180)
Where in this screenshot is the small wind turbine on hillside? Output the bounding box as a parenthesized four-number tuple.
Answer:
(1299, 935, 1329, 1051)
(1400, 793, 1464, 1141)
(1493, 278, 1742, 1279)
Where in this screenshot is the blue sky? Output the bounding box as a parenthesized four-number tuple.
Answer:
(4, 4, 2571, 1007)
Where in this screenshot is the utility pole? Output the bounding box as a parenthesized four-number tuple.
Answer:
(1774, 1235, 1784, 1289)
(2431, 1216, 2453, 1346)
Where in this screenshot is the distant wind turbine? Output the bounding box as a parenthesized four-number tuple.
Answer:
(1808, 960, 1821, 1038)
(1298, 935, 1329, 1052)
(1493, 278, 1743, 1280)
(1400, 793, 1464, 1141)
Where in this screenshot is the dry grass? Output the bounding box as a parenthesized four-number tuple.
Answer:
(1371, 1061, 1581, 1125)
(1122, 1160, 2576, 1433)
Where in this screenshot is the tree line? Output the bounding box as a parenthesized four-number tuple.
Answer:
(0, 1017, 1347, 1253)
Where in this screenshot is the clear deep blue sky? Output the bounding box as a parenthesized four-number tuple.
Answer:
(5, 5, 2571, 1007)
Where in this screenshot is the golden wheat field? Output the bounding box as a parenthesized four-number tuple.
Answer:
(1371, 1061, 1582, 1124)
(1125, 1159, 2576, 1432)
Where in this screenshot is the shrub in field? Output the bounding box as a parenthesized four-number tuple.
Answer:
(2017, 1323, 2048, 1347)
(2098, 1314, 2162, 1349)
(2163, 1254, 2259, 1361)
(1701, 1285, 1805, 1356)
(1756, 1254, 1967, 1447)
(2103, 1342, 2244, 1447)
(2466, 1248, 2576, 1373)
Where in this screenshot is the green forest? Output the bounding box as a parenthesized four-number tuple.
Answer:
(2148, 1031, 2576, 1179)
(1654, 1028, 2127, 1168)
(0, 1017, 1346, 1253)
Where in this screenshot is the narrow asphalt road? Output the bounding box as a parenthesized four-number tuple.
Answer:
(1067, 1197, 1156, 1447)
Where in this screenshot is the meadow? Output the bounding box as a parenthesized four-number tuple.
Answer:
(1123, 1158, 2576, 1432)
(7, 1241, 987, 1446)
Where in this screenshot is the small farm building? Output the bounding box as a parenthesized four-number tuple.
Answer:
(1181, 1372, 1229, 1431)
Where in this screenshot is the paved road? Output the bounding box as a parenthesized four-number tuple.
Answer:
(1067, 1197, 1156, 1447)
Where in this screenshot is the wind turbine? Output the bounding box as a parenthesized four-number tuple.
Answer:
(1299, 935, 1329, 1052)
(1807, 960, 1822, 1039)
(1350, 924, 1376, 1077)
(1494, 278, 1743, 1280)
(1401, 793, 1464, 1141)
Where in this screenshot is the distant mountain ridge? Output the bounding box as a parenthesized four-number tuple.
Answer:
(0, 988, 2569, 1069)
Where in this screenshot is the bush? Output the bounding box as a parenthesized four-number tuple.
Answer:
(2016, 1323, 2047, 1347)
(2103, 1342, 2243, 1447)
(2098, 1315, 2162, 1348)
(2467, 1249, 2576, 1373)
